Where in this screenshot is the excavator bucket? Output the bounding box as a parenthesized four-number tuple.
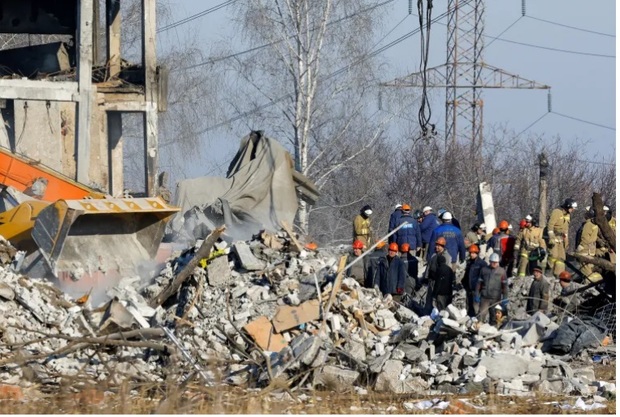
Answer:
(31, 197, 179, 302)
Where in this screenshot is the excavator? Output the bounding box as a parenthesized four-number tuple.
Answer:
(0, 147, 179, 303)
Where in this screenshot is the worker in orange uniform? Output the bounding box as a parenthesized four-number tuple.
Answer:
(547, 198, 577, 278)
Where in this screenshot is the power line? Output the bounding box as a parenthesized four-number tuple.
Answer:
(524, 15, 615, 38)
(550, 111, 615, 131)
(574, 158, 615, 167)
(157, 0, 237, 33)
(173, 0, 397, 72)
(514, 111, 549, 139)
(485, 16, 523, 48)
(485, 35, 615, 58)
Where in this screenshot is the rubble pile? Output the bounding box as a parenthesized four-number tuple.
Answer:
(0, 234, 615, 399)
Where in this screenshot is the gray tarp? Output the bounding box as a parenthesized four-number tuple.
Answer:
(170, 131, 298, 242)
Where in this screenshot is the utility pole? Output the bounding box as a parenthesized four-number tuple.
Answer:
(538, 153, 549, 227)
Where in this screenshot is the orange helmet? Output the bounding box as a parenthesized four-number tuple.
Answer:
(468, 244, 480, 253)
(519, 219, 527, 229)
(402, 203, 411, 211)
(388, 242, 399, 252)
(376, 240, 387, 249)
(559, 271, 572, 282)
(400, 243, 410, 252)
(352, 240, 364, 250)
(492, 227, 500, 235)
(435, 237, 446, 246)
(499, 220, 509, 230)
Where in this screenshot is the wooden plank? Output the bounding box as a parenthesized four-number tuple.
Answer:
(0, 80, 78, 101)
(76, 0, 94, 185)
(280, 220, 303, 252)
(323, 255, 348, 315)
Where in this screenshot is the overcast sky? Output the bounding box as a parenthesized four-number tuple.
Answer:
(158, 0, 616, 178)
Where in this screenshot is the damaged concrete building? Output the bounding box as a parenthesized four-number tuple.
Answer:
(0, 0, 165, 196)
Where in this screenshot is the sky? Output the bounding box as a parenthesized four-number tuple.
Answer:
(157, 0, 616, 179)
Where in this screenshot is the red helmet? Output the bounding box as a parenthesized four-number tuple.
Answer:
(388, 242, 399, 252)
(435, 237, 446, 247)
(492, 227, 500, 235)
(499, 220, 509, 230)
(400, 243, 410, 253)
(519, 219, 527, 229)
(559, 271, 572, 282)
(352, 240, 364, 250)
(468, 244, 480, 253)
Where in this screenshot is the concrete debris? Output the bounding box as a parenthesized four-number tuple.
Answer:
(0, 233, 614, 398)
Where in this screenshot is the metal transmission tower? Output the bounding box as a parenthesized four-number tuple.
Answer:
(383, 0, 550, 148)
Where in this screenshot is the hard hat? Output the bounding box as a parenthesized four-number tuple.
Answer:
(388, 242, 399, 252)
(442, 211, 453, 220)
(352, 240, 364, 250)
(402, 203, 411, 211)
(468, 244, 480, 253)
(498, 220, 509, 230)
(435, 237, 446, 246)
(494, 304, 505, 312)
(508, 224, 513, 230)
(519, 219, 527, 229)
(525, 214, 533, 222)
(562, 198, 577, 210)
(489, 253, 500, 263)
(492, 227, 500, 235)
(395, 203, 403, 209)
(422, 206, 433, 213)
(376, 240, 387, 249)
(604, 205, 610, 212)
(558, 271, 572, 282)
(479, 223, 486, 231)
(585, 206, 591, 211)
(400, 243, 410, 252)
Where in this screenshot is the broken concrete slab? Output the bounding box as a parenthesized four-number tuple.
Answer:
(479, 353, 529, 380)
(207, 256, 232, 287)
(233, 242, 265, 271)
(313, 365, 359, 391)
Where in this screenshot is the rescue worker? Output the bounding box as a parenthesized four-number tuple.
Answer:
(388, 203, 403, 243)
(346, 240, 366, 286)
(394, 204, 422, 254)
(420, 206, 440, 257)
(603, 205, 616, 264)
(546, 198, 577, 278)
(364, 240, 388, 289)
(463, 244, 487, 317)
(475, 252, 508, 325)
(427, 212, 466, 271)
(438, 208, 461, 230)
(431, 254, 455, 311)
(381, 242, 407, 301)
(553, 271, 582, 314)
(493, 304, 509, 330)
(576, 207, 603, 282)
(353, 204, 374, 249)
(399, 243, 419, 293)
(514, 214, 546, 277)
(424, 237, 451, 314)
(485, 227, 500, 249)
(490, 220, 516, 278)
(526, 266, 550, 315)
(465, 224, 481, 247)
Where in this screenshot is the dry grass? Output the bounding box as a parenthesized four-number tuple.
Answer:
(0, 379, 616, 414)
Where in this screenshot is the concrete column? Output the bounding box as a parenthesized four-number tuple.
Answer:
(77, 0, 94, 185)
(142, 0, 158, 196)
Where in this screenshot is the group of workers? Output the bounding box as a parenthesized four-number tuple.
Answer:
(350, 198, 615, 325)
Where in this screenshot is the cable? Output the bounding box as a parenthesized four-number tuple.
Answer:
(416, 0, 436, 138)
(524, 15, 615, 38)
(514, 111, 549, 139)
(550, 111, 615, 131)
(157, 0, 237, 33)
(173, 0, 396, 72)
(484, 36, 614, 58)
(574, 159, 615, 167)
(485, 16, 523, 48)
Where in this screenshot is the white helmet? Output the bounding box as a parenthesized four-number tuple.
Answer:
(395, 203, 402, 209)
(525, 214, 532, 222)
(508, 224, 513, 230)
(489, 253, 500, 263)
(442, 211, 453, 220)
(364, 209, 373, 216)
(585, 206, 591, 211)
(604, 205, 610, 212)
(422, 206, 433, 213)
(479, 223, 486, 231)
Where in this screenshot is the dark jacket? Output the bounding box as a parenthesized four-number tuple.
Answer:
(380, 255, 406, 295)
(526, 277, 550, 314)
(463, 256, 487, 292)
(420, 213, 440, 244)
(365, 249, 388, 289)
(401, 252, 419, 280)
(432, 255, 455, 297)
(388, 209, 403, 243)
(427, 223, 467, 263)
(477, 265, 507, 301)
(395, 214, 422, 249)
(346, 252, 367, 285)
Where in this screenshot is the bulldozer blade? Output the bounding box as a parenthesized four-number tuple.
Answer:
(31, 197, 179, 299)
